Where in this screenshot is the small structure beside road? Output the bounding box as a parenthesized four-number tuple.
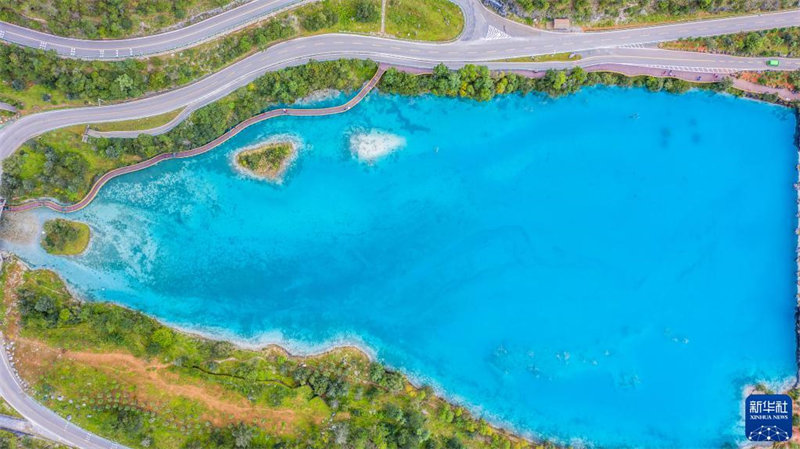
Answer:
(553, 18, 571, 30)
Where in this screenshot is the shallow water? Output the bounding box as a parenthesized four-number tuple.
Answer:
(7, 87, 798, 448)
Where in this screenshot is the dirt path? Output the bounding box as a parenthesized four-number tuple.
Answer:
(1, 259, 312, 431)
(17, 337, 302, 430)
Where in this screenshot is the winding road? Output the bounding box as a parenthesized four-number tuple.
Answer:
(0, 0, 534, 58)
(0, 2, 799, 446)
(0, 0, 311, 59)
(1, 9, 799, 162)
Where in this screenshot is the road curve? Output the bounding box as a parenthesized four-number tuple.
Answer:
(0, 333, 131, 449)
(0, 0, 543, 58)
(0, 0, 311, 59)
(1, 10, 799, 159)
(1, 6, 797, 59)
(7, 66, 387, 212)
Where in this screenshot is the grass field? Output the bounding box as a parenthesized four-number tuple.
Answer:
(0, 257, 550, 449)
(90, 108, 184, 132)
(497, 53, 582, 62)
(0, 429, 67, 449)
(385, 0, 463, 41)
(0, 397, 22, 418)
(0, 84, 85, 115)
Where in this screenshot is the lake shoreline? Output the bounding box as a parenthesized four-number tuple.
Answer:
(2, 86, 797, 448)
(0, 251, 561, 449)
(6, 61, 797, 214)
(6, 246, 796, 449)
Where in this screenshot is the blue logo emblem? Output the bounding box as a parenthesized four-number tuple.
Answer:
(745, 394, 792, 442)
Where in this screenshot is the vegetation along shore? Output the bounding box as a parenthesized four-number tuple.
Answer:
(0, 254, 564, 449)
(4, 58, 788, 210)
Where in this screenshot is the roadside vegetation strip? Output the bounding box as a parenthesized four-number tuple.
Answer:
(495, 53, 581, 63)
(660, 26, 800, 58)
(88, 108, 185, 133)
(0, 0, 463, 115)
(659, 27, 800, 92)
(5, 65, 387, 214)
(489, 0, 794, 30)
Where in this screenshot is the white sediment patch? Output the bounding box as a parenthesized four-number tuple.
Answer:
(0, 211, 40, 245)
(349, 130, 406, 163)
(293, 89, 341, 105)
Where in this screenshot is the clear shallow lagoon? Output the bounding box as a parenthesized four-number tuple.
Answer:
(8, 87, 798, 448)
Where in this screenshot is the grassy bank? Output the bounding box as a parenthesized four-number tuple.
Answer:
(386, 0, 462, 41)
(90, 108, 184, 133)
(41, 219, 91, 255)
(494, 0, 794, 28)
(0, 256, 560, 449)
(661, 27, 800, 58)
(0, 0, 462, 114)
(495, 53, 581, 63)
(2, 61, 736, 204)
(0, 429, 67, 449)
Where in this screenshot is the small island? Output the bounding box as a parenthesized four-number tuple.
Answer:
(235, 141, 296, 182)
(41, 218, 90, 255)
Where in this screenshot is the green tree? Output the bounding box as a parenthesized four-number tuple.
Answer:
(355, 0, 379, 22)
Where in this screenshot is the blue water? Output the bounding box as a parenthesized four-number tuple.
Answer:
(7, 87, 798, 448)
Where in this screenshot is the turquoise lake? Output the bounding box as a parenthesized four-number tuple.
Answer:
(7, 87, 798, 448)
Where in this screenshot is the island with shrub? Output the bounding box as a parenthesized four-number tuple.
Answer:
(40, 218, 90, 255)
(235, 141, 296, 182)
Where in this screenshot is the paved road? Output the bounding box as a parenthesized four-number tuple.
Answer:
(0, 334, 130, 449)
(1, 4, 797, 58)
(0, 0, 312, 59)
(0, 0, 541, 58)
(0, 3, 797, 447)
(2, 13, 799, 159)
